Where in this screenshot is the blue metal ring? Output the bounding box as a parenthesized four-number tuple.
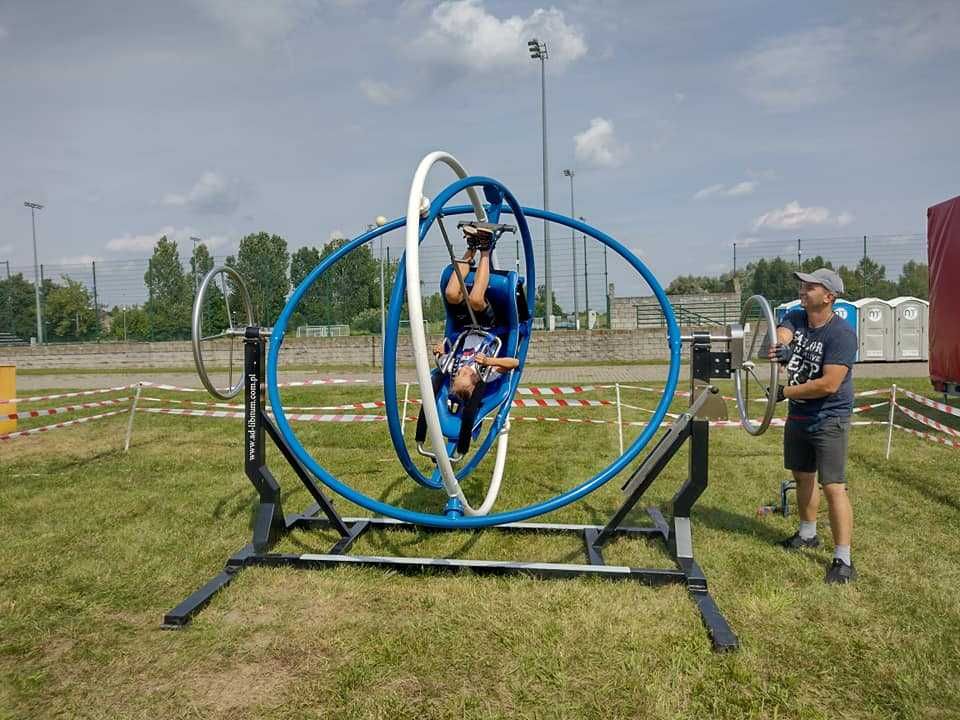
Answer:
(267, 203, 681, 529)
(383, 176, 535, 489)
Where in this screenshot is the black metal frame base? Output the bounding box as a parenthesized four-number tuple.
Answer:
(162, 329, 739, 653)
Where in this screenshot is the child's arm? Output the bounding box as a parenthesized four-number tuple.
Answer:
(475, 354, 519, 370)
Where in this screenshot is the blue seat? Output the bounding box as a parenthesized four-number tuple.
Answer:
(416, 266, 528, 457)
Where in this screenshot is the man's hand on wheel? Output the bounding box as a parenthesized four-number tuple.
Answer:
(769, 384, 786, 403)
(768, 343, 793, 365)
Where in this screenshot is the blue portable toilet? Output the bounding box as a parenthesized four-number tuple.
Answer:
(775, 299, 801, 324)
(832, 299, 859, 361)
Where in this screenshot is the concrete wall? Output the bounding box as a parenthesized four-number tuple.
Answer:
(0, 323, 769, 369)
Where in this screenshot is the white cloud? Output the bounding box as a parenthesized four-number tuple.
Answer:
(192, 0, 317, 51)
(573, 117, 628, 169)
(106, 226, 232, 253)
(752, 201, 854, 231)
(673, 92, 686, 104)
(412, 0, 586, 73)
(360, 79, 403, 106)
(737, 27, 849, 111)
(693, 180, 756, 200)
(693, 184, 724, 200)
(162, 171, 247, 215)
(0, 25, 8, 40)
(59, 255, 100, 265)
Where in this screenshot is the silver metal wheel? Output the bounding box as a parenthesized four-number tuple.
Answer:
(191, 266, 256, 400)
(732, 294, 778, 436)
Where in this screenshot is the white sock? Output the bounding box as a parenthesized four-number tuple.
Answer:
(798, 521, 817, 540)
(834, 545, 851, 565)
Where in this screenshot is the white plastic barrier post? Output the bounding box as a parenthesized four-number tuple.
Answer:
(615, 383, 624, 455)
(124, 382, 143, 452)
(885, 384, 898, 460)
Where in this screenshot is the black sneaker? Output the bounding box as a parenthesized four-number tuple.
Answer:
(779, 532, 820, 550)
(825, 558, 857, 584)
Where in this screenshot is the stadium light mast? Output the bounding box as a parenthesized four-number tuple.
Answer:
(24, 201, 44, 343)
(528, 38, 553, 328)
(562, 169, 579, 329)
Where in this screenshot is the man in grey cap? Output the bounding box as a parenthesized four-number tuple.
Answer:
(767, 267, 859, 583)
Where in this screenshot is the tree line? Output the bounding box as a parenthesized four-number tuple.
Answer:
(0, 232, 441, 343)
(666, 255, 929, 308)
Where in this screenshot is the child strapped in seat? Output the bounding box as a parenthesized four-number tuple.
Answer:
(432, 222, 520, 403)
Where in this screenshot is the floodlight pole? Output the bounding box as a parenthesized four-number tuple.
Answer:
(562, 170, 580, 329)
(579, 216, 589, 324)
(25, 201, 44, 344)
(528, 38, 552, 328)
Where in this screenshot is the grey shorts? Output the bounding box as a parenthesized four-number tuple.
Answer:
(784, 416, 851, 485)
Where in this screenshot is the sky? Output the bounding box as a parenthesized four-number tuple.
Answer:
(1, 0, 958, 308)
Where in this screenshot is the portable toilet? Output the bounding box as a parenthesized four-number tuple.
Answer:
(889, 297, 927, 361)
(775, 299, 800, 324)
(832, 299, 859, 360)
(852, 298, 893, 362)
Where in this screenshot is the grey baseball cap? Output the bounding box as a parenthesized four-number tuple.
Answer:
(793, 267, 844, 295)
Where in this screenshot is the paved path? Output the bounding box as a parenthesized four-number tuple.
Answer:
(15, 361, 931, 391)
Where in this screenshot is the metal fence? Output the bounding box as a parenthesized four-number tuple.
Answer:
(733, 234, 926, 285)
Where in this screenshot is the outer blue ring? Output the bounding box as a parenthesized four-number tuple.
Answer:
(382, 176, 535, 489)
(267, 205, 681, 529)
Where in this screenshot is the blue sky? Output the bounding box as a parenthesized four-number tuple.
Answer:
(1, 0, 958, 306)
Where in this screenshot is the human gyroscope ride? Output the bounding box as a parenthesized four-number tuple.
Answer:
(164, 151, 779, 652)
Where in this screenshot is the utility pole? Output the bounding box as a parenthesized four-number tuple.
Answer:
(528, 38, 552, 328)
(374, 216, 388, 351)
(24, 201, 44, 343)
(562, 169, 579, 329)
(603, 243, 610, 328)
(1, 260, 9, 279)
(579, 217, 589, 326)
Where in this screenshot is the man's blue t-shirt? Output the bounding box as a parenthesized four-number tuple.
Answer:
(779, 308, 858, 421)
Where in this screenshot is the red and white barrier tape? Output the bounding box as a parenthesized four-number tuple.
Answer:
(0, 409, 128, 441)
(138, 378, 366, 394)
(140, 407, 387, 423)
(4, 397, 130, 421)
(517, 385, 594, 395)
(895, 403, 960, 439)
(899, 388, 960, 420)
(891, 423, 960, 450)
(0, 384, 132, 405)
(139, 396, 390, 412)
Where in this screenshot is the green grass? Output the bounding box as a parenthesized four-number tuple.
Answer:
(1, 376, 959, 719)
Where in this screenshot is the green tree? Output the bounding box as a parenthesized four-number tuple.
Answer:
(289, 246, 323, 329)
(190, 242, 215, 292)
(534, 284, 565, 317)
(235, 232, 290, 326)
(317, 236, 379, 326)
(144, 236, 191, 340)
(850, 256, 897, 300)
(107, 305, 150, 341)
(897, 261, 928, 299)
(743, 257, 797, 307)
(0, 273, 39, 340)
(45, 277, 97, 341)
(666, 273, 735, 295)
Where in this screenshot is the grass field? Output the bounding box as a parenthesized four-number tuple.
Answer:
(2, 375, 959, 719)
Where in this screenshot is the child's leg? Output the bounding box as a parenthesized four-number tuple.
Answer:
(468, 250, 491, 312)
(444, 248, 476, 304)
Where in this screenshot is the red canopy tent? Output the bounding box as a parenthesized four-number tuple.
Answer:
(928, 194, 960, 394)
